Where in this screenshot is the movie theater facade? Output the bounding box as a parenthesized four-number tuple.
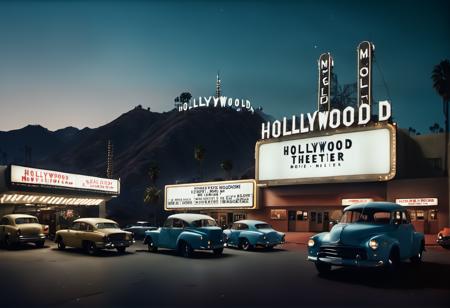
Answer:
(0, 165, 120, 236)
(164, 41, 449, 234)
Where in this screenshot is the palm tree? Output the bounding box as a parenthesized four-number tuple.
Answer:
(194, 145, 206, 180)
(143, 162, 161, 224)
(144, 186, 161, 205)
(148, 162, 160, 185)
(432, 59, 450, 175)
(220, 160, 233, 180)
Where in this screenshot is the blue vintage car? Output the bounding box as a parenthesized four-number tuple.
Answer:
(307, 202, 425, 273)
(143, 214, 226, 257)
(223, 220, 285, 250)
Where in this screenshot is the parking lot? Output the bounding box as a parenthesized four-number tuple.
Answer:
(0, 241, 449, 307)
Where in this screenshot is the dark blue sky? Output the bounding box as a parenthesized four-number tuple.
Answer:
(0, 0, 449, 133)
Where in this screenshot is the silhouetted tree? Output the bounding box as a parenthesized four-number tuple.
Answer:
(220, 160, 233, 180)
(432, 59, 450, 175)
(143, 162, 161, 224)
(194, 145, 206, 180)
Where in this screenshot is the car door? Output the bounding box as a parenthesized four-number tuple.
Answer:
(64, 222, 80, 247)
(0, 217, 9, 239)
(73, 222, 87, 248)
(158, 219, 173, 248)
(392, 211, 413, 259)
(228, 223, 241, 246)
(168, 219, 185, 249)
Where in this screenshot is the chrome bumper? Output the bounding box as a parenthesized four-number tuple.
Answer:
(96, 240, 134, 249)
(307, 255, 385, 267)
(18, 235, 46, 243)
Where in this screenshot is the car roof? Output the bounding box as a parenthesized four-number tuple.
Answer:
(168, 213, 214, 223)
(74, 218, 117, 225)
(234, 220, 268, 226)
(3, 214, 37, 220)
(344, 201, 403, 212)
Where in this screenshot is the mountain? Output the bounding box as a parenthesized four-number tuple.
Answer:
(0, 106, 265, 222)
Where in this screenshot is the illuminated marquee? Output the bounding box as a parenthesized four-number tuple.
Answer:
(10, 165, 120, 194)
(165, 180, 256, 210)
(317, 52, 333, 112)
(256, 124, 396, 185)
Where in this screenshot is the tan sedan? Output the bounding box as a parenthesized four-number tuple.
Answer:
(55, 218, 134, 255)
(0, 214, 46, 248)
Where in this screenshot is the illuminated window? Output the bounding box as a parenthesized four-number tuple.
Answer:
(429, 210, 438, 220)
(416, 210, 425, 220)
(270, 209, 287, 220)
(408, 210, 416, 221)
(296, 210, 308, 221)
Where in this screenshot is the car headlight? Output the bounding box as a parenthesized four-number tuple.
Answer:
(307, 239, 315, 247)
(438, 234, 443, 240)
(369, 239, 379, 250)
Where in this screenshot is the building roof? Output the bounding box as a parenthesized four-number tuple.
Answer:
(344, 201, 403, 212)
(168, 213, 214, 223)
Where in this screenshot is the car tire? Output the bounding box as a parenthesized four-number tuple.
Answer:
(213, 248, 223, 256)
(57, 237, 66, 250)
(147, 238, 158, 253)
(410, 242, 424, 264)
(35, 240, 45, 248)
(315, 261, 332, 274)
(117, 247, 126, 253)
(179, 241, 193, 258)
(387, 247, 400, 272)
(240, 238, 253, 251)
(85, 242, 98, 256)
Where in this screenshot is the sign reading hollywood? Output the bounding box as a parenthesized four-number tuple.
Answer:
(357, 41, 374, 107)
(165, 180, 256, 210)
(317, 53, 333, 112)
(261, 100, 391, 140)
(396, 198, 438, 206)
(10, 165, 120, 194)
(256, 124, 396, 185)
(178, 96, 254, 113)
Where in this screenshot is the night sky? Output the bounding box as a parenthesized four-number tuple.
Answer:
(0, 0, 449, 134)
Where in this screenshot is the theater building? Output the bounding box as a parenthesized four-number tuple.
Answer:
(0, 165, 120, 236)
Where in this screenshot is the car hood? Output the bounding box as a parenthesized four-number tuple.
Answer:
(325, 223, 390, 246)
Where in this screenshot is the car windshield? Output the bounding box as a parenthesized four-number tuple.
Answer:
(15, 217, 38, 224)
(191, 219, 218, 227)
(255, 223, 272, 229)
(95, 222, 119, 229)
(340, 209, 392, 224)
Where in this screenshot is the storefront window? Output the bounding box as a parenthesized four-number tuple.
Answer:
(416, 210, 425, 220)
(429, 210, 438, 220)
(296, 210, 308, 221)
(270, 209, 287, 220)
(408, 210, 416, 221)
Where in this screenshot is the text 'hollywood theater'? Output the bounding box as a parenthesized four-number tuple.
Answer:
(164, 41, 449, 235)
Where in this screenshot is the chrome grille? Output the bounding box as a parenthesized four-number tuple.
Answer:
(107, 233, 126, 241)
(318, 245, 367, 260)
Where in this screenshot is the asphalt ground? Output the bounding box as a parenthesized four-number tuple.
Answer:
(0, 240, 449, 307)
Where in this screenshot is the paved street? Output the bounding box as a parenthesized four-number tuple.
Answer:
(0, 240, 449, 307)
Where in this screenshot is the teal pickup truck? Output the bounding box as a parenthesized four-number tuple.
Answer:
(143, 214, 226, 258)
(307, 202, 425, 274)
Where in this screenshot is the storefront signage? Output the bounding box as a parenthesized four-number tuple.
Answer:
(177, 96, 254, 113)
(317, 53, 333, 112)
(342, 198, 374, 206)
(256, 124, 396, 185)
(261, 101, 391, 140)
(165, 180, 256, 210)
(10, 165, 120, 194)
(395, 198, 438, 206)
(357, 41, 374, 107)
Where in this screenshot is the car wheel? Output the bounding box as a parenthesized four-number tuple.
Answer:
(86, 242, 98, 255)
(315, 261, 332, 274)
(387, 248, 400, 272)
(213, 248, 223, 256)
(410, 242, 424, 264)
(57, 237, 66, 250)
(266, 245, 275, 250)
(240, 238, 253, 251)
(117, 247, 126, 253)
(179, 241, 193, 258)
(35, 240, 45, 248)
(147, 238, 158, 253)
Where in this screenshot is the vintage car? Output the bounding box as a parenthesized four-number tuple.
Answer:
(307, 202, 425, 274)
(223, 220, 285, 250)
(143, 213, 226, 257)
(0, 214, 46, 248)
(55, 218, 134, 255)
(437, 227, 450, 249)
(123, 221, 157, 240)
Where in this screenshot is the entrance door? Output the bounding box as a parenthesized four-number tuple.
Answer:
(288, 211, 296, 231)
(310, 211, 329, 232)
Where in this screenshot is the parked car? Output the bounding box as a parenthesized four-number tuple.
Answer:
(223, 220, 285, 250)
(143, 213, 225, 257)
(0, 214, 46, 248)
(55, 218, 134, 255)
(437, 227, 450, 249)
(307, 202, 425, 274)
(123, 221, 157, 240)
